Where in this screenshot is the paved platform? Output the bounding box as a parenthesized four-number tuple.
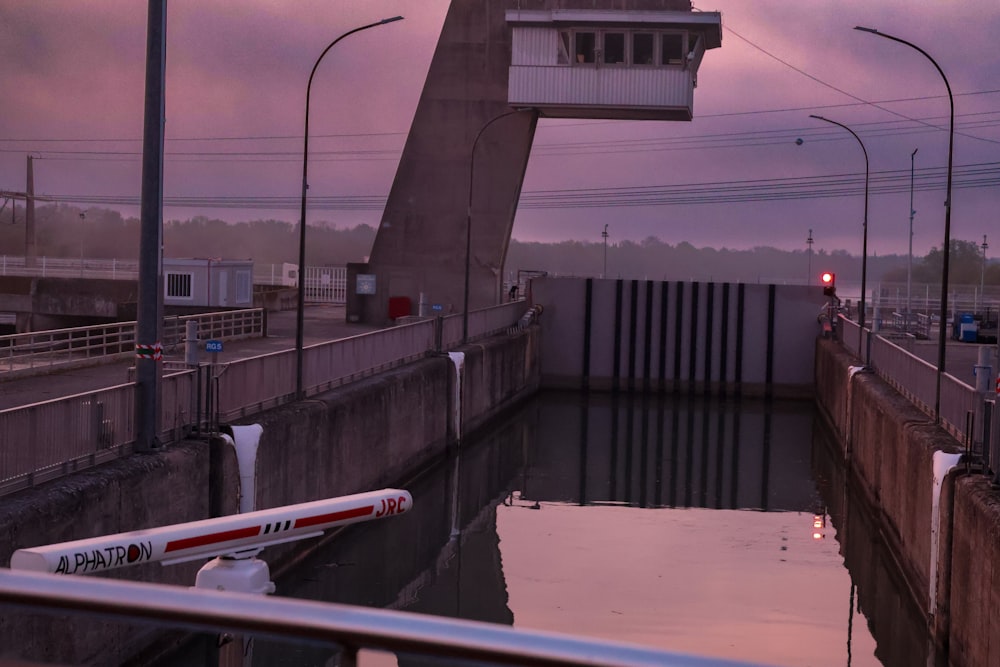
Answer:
(0, 306, 383, 411)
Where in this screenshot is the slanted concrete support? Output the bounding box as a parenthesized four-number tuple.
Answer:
(362, 1, 694, 324)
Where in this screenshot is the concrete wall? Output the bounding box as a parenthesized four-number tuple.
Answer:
(534, 277, 821, 397)
(815, 338, 1000, 667)
(0, 327, 540, 665)
(0, 276, 139, 331)
(0, 442, 223, 664)
(948, 477, 1000, 667)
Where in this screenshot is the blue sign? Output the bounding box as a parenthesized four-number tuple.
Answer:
(432, 304, 443, 311)
(205, 339, 224, 353)
(356, 274, 376, 295)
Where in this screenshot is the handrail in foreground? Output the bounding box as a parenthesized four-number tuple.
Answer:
(0, 569, 769, 667)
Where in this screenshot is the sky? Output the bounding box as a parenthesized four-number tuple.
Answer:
(1, 0, 999, 257)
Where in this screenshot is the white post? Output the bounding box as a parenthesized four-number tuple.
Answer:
(185, 320, 199, 367)
(419, 292, 428, 317)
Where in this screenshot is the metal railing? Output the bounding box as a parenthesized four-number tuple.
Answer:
(0, 255, 139, 280)
(1, 257, 347, 304)
(836, 313, 982, 441)
(0, 309, 264, 376)
(251, 264, 347, 304)
(0, 384, 135, 494)
(0, 304, 524, 496)
(0, 568, 764, 667)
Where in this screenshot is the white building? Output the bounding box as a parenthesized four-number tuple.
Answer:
(163, 258, 253, 308)
(507, 9, 722, 121)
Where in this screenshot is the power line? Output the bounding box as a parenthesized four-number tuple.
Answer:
(712, 17, 1000, 146)
(32, 160, 1000, 212)
(5, 110, 1000, 164)
(2, 90, 999, 148)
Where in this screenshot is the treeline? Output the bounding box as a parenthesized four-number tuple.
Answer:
(507, 237, 1000, 286)
(1, 204, 997, 286)
(0, 204, 374, 266)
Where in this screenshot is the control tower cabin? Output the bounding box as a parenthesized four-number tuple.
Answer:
(348, 1, 721, 324)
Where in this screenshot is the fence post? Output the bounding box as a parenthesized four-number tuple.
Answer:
(974, 346, 991, 459)
(185, 320, 199, 368)
(984, 398, 996, 481)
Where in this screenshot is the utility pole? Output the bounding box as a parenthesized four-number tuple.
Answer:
(981, 234, 989, 314)
(602, 224, 609, 279)
(135, 0, 167, 451)
(25, 156, 36, 267)
(79, 212, 86, 277)
(806, 229, 813, 285)
(907, 148, 917, 331)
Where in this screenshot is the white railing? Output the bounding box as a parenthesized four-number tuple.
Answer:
(0, 256, 139, 280)
(838, 315, 862, 359)
(837, 314, 980, 442)
(0, 322, 135, 373)
(1, 258, 347, 305)
(0, 309, 264, 376)
(0, 304, 524, 496)
(302, 266, 347, 304)
(0, 384, 135, 493)
(251, 264, 347, 304)
(869, 334, 938, 416)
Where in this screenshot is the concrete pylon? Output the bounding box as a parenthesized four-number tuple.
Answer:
(359, 0, 698, 325)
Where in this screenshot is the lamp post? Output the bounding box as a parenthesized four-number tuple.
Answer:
(808, 114, 870, 363)
(463, 108, 530, 345)
(602, 224, 609, 278)
(907, 148, 917, 331)
(855, 26, 954, 423)
(981, 235, 989, 312)
(295, 16, 403, 399)
(79, 211, 86, 277)
(806, 228, 813, 285)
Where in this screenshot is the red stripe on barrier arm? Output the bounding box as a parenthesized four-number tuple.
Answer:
(165, 526, 261, 553)
(294, 505, 373, 529)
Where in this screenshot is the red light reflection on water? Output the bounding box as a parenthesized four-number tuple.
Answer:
(496, 503, 879, 667)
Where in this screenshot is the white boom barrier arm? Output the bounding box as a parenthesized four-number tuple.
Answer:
(11, 488, 412, 577)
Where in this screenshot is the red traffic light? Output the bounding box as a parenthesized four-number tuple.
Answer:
(821, 272, 836, 296)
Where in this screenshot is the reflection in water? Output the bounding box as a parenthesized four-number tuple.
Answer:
(811, 422, 944, 667)
(153, 392, 934, 667)
(535, 391, 816, 512)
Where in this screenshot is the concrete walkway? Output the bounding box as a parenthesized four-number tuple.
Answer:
(0, 305, 383, 411)
(2, 308, 993, 411)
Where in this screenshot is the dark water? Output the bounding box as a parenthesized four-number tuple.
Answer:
(157, 391, 934, 667)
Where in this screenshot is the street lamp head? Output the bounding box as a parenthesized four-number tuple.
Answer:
(380, 16, 404, 25)
(853, 26, 879, 35)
